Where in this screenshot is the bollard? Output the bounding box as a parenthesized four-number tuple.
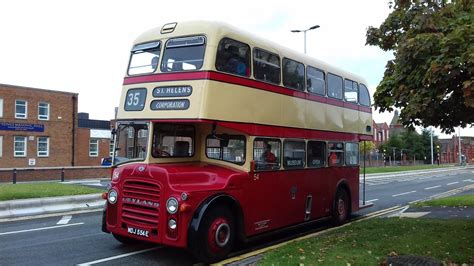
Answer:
(61, 168, 65, 182)
(13, 168, 17, 184)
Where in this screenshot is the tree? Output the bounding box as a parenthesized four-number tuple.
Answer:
(360, 141, 376, 155)
(366, 0, 474, 133)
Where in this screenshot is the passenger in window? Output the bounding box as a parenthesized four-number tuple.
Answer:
(225, 46, 247, 76)
(261, 143, 276, 169)
(329, 152, 339, 166)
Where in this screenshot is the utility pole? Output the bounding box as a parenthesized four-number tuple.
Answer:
(458, 127, 462, 164)
(393, 147, 396, 165)
(430, 127, 434, 165)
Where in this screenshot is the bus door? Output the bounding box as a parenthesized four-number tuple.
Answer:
(245, 138, 302, 234)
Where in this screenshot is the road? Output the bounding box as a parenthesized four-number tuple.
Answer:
(0, 168, 472, 265)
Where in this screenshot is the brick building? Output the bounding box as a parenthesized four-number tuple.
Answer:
(373, 121, 390, 146)
(0, 84, 112, 168)
(439, 136, 474, 164)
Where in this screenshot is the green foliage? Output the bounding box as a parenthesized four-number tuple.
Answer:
(0, 183, 104, 201)
(378, 129, 438, 161)
(360, 141, 376, 154)
(367, 0, 474, 133)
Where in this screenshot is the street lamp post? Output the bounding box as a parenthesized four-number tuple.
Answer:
(291, 25, 320, 54)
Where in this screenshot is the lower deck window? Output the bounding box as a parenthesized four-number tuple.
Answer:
(307, 141, 326, 167)
(254, 138, 281, 170)
(328, 142, 344, 166)
(206, 135, 246, 165)
(283, 140, 305, 169)
(345, 142, 359, 165)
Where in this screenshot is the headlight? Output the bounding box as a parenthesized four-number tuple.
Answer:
(166, 197, 179, 214)
(112, 169, 120, 181)
(108, 189, 118, 204)
(168, 219, 177, 230)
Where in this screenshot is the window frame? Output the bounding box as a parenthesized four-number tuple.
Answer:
(283, 139, 306, 169)
(307, 140, 327, 168)
(15, 100, 28, 119)
(127, 41, 162, 76)
(327, 141, 344, 167)
(0, 98, 3, 118)
(205, 134, 246, 165)
(37, 137, 50, 157)
(345, 142, 359, 166)
(282, 57, 305, 91)
(306, 66, 326, 96)
(14, 136, 27, 157)
(344, 79, 360, 104)
(151, 123, 196, 158)
(252, 47, 281, 85)
(38, 102, 50, 120)
(327, 73, 343, 100)
(160, 35, 207, 73)
(359, 83, 371, 107)
(253, 137, 282, 171)
(0, 135, 3, 157)
(215, 37, 251, 77)
(89, 138, 99, 157)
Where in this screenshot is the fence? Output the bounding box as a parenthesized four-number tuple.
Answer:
(0, 166, 111, 184)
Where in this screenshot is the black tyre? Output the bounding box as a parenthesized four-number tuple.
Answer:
(332, 188, 350, 225)
(112, 233, 140, 244)
(193, 206, 235, 264)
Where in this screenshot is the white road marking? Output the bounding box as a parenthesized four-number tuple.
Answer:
(366, 199, 379, 203)
(447, 182, 459, 186)
(57, 215, 72, 225)
(463, 179, 472, 182)
(399, 212, 430, 218)
(388, 206, 410, 217)
(0, 223, 84, 236)
(392, 191, 416, 197)
(424, 185, 441, 190)
(76, 247, 162, 265)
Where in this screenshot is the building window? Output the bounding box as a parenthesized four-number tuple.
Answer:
(283, 140, 306, 169)
(38, 102, 50, 120)
(89, 139, 99, 157)
(307, 141, 326, 167)
(15, 100, 28, 119)
(14, 136, 27, 157)
(345, 142, 359, 165)
(253, 48, 281, 85)
(0, 136, 3, 157)
(37, 137, 49, 157)
(282, 58, 305, 91)
(109, 141, 115, 156)
(0, 98, 3, 118)
(215, 38, 251, 77)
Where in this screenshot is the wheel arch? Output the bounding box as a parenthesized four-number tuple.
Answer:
(187, 193, 245, 249)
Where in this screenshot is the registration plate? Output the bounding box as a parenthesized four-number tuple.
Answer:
(127, 227, 149, 238)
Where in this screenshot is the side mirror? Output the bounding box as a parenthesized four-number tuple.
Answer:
(111, 128, 117, 135)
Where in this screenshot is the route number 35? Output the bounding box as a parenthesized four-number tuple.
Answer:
(124, 88, 146, 111)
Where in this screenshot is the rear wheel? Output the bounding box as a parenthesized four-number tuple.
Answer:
(332, 188, 350, 225)
(193, 206, 235, 264)
(112, 233, 140, 244)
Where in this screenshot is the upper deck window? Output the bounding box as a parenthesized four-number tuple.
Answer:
(359, 84, 371, 107)
(161, 36, 206, 72)
(216, 38, 250, 77)
(253, 48, 281, 85)
(128, 41, 161, 76)
(328, 73, 343, 100)
(344, 79, 358, 103)
(282, 58, 305, 91)
(307, 67, 325, 96)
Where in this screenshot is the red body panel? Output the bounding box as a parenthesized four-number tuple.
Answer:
(105, 162, 359, 247)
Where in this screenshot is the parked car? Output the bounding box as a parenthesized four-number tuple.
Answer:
(101, 156, 128, 166)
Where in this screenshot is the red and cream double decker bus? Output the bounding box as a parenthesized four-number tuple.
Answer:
(102, 21, 373, 263)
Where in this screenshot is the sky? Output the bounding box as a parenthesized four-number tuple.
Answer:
(0, 0, 472, 138)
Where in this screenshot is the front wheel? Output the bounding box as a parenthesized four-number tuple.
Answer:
(332, 189, 350, 225)
(193, 206, 235, 264)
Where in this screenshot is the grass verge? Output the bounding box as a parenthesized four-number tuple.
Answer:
(413, 194, 474, 207)
(0, 183, 104, 201)
(361, 164, 453, 174)
(260, 218, 474, 265)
